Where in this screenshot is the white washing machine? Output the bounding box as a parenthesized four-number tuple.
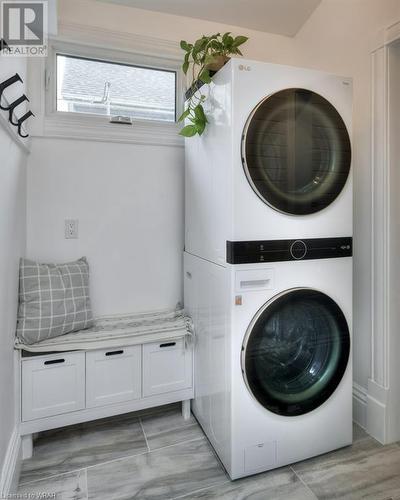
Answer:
(185, 59, 353, 266)
(184, 243, 352, 480)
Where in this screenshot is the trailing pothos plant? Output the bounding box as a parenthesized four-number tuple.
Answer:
(178, 32, 248, 137)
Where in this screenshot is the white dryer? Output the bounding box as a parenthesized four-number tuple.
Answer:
(184, 241, 352, 480)
(185, 59, 353, 266)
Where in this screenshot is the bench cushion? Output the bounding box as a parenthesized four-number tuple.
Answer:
(15, 308, 192, 352)
(16, 257, 93, 345)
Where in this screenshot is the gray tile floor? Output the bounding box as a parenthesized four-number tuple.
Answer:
(17, 403, 400, 499)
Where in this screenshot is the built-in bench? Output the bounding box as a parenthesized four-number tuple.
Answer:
(16, 309, 193, 460)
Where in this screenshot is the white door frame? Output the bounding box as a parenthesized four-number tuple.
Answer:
(369, 19, 400, 444)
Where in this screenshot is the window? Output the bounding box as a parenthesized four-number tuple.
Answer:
(56, 54, 176, 122)
(41, 40, 182, 146)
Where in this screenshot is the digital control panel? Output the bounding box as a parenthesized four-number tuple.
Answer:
(226, 237, 352, 264)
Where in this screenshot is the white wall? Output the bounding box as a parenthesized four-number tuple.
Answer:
(58, 0, 295, 64)
(0, 58, 28, 482)
(26, 0, 400, 400)
(27, 138, 184, 316)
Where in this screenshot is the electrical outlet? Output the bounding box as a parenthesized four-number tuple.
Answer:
(65, 219, 78, 239)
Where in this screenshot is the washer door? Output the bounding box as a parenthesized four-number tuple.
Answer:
(242, 89, 351, 215)
(242, 289, 350, 416)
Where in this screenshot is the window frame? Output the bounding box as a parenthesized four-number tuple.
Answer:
(43, 40, 184, 144)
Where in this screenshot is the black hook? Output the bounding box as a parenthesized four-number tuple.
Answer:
(0, 39, 9, 52)
(0, 73, 23, 110)
(17, 110, 34, 138)
(0, 72, 34, 137)
(8, 95, 29, 125)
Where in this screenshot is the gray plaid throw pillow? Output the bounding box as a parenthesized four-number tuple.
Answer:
(16, 257, 94, 345)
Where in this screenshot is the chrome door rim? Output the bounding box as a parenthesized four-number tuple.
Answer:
(241, 287, 350, 415)
(241, 88, 352, 216)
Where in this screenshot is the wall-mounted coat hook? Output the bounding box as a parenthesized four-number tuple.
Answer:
(0, 73, 23, 110)
(0, 72, 33, 140)
(8, 95, 29, 125)
(17, 111, 34, 138)
(0, 39, 9, 52)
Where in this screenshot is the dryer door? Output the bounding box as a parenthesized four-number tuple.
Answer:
(242, 288, 350, 416)
(242, 89, 351, 215)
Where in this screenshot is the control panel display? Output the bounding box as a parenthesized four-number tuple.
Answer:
(226, 237, 352, 264)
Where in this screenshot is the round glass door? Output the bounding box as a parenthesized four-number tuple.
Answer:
(242, 289, 350, 416)
(242, 89, 351, 215)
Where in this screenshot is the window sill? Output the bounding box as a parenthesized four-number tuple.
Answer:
(33, 113, 183, 147)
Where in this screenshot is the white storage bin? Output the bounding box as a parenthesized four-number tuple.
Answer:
(143, 339, 192, 397)
(86, 346, 141, 408)
(22, 352, 85, 421)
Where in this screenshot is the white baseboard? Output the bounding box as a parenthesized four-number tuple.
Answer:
(366, 378, 388, 444)
(0, 427, 21, 497)
(353, 382, 367, 429)
(366, 378, 400, 444)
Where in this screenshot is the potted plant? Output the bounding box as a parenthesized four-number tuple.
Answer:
(178, 32, 248, 137)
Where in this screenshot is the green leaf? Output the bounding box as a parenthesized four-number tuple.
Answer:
(222, 32, 231, 44)
(182, 53, 190, 74)
(194, 38, 205, 52)
(199, 69, 211, 84)
(191, 104, 207, 136)
(179, 124, 198, 137)
(225, 35, 234, 49)
(194, 104, 207, 123)
(177, 108, 191, 123)
(195, 120, 206, 135)
(233, 35, 248, 47)
(180, 40, 190, 51)
(210, 39, 222, 51)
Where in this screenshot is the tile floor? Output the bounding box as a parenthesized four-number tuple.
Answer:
(17, 403, 400, 499)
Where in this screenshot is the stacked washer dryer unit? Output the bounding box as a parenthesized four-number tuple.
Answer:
(184, 59, 353, 480)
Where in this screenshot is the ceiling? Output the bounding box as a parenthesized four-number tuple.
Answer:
(95, 0, 322, 37)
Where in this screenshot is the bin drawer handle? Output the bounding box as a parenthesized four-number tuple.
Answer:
(160, 342, 176, 348)
(44, 359, 65, 365)
(105, 350, 124, 356)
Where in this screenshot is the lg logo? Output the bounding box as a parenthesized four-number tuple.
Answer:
(239, 64, 251, 72)
(1, 1, 48, 56)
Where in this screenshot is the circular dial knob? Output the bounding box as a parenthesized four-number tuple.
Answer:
(290, 240, 307, 260)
